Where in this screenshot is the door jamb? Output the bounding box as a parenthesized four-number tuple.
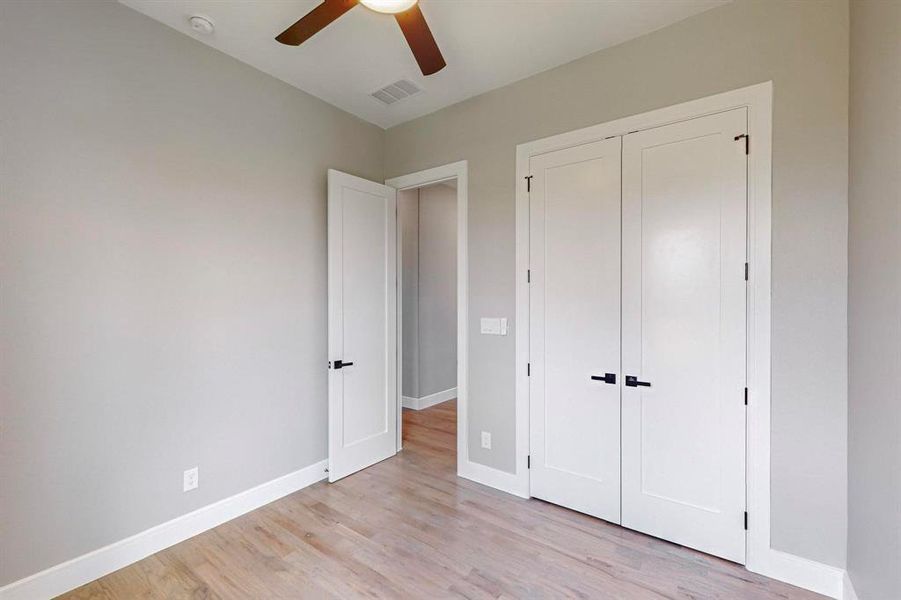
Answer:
(386, 161, 468, 470)
(514, 82, 773, 571)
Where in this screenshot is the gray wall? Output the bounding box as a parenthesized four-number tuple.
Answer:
(417, 183, 457, 397)
(399, 189, 421, 398)
(847, 0, 901, 597)
(385, 0, 850, 567)
(399, 184, 457, 399)
(0, 0, 383, 586)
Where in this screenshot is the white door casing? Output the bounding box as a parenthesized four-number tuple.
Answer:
(620, 108, 748, 563)
(528, 137, 623, 523)
(328, 169, 398, 483)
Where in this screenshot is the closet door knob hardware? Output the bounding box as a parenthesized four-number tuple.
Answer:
(590, 373, 617, 384)
(625, 375, 651, 388)
(332, 360, 354, 370)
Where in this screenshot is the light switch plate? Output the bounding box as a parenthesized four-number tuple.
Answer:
(480, 317, 508, 335)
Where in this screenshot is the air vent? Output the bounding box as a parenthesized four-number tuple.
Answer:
(370, 79, 422, 105)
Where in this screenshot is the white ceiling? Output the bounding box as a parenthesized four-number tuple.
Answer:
(120, 0, 727, 129)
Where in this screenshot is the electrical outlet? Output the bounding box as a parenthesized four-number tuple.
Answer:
(183, 467, 198, 492)
(481, 431, 492, 450)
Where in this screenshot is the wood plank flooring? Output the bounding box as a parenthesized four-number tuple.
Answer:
(62, 400, 825, 599)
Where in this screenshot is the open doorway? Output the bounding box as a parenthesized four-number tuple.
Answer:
(387, 162, 468, 469)
(399, 180, 457, 413)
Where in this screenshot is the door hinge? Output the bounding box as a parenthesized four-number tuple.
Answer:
(525, 175, 533, 192)
(527, 455, 531, 469)
(744, 262, 749, 281)
(527, 362, 531, 376)
(735, 134, 749, 155)
(527, 269, 531, 283)
(744, 511, 749, 530)
(744, 387, 748, 406)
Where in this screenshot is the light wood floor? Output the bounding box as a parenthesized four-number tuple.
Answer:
(62, 400, 824, 599)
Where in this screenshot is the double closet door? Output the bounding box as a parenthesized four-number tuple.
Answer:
(528, 108, 748, 564)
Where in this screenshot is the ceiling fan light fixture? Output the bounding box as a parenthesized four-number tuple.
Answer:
(359, 0, 418, 14)
(276, 0, 443, 76)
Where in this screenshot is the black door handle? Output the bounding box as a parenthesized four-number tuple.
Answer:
(590, 373, 616, 384)
(625, 375, 651, 388)
(333, 360, 354, 370)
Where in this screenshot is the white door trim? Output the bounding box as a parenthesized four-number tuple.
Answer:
(516, 82, 785, 582)
(386, 161, 468, 470)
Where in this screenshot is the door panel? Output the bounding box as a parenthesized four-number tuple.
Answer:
(529, 137, 622, 523)
(328, 169, 397, 482)
(621, 109, 748, 562)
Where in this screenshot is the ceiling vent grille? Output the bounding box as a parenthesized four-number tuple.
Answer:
(370, 79, 422, 105)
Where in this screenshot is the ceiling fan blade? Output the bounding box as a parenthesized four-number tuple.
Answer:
(394, 4, 446, 76)
(276, 0, 359, 46)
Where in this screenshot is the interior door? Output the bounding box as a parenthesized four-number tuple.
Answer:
(529, 137, 622, 523)
(621, 109, 748, 562)
(328, 169, 397, 482)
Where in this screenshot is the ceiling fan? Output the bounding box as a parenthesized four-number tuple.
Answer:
(275, 0, 446, 76)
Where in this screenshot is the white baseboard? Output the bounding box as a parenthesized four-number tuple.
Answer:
(402, 387, 457, 411)
(458, 459, 529, 499)
(842, 572, 859, 600)
(458, 461, 849, 600)
(748, 548, 846, 599)
(2, 452, 852, 600)
(0, 459, 328, 600)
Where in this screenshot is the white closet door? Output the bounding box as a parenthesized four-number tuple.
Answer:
(621, 109, 748, 563)
(328, 169, 397, 483)
(529, 137, 622, 523)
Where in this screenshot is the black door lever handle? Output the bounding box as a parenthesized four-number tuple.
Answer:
(591, 373, 616, 384)
(625, 375, 651, 387)
(333, 360, 354, 370)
